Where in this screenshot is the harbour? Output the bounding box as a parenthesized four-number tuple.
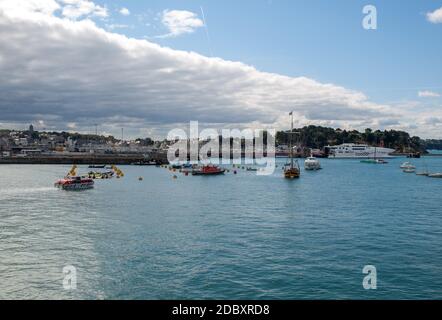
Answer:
(1, 156, 442, 299)
(1, 0, 442, 304)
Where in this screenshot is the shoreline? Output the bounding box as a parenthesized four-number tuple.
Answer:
(0, 155, 150, 165)
(1, 153, 442, 165)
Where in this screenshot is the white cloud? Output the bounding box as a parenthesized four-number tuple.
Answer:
(426, 7, 442, 24)
(0, 2, 440, 138)
(0, 0, 60, 18)
(0, 0, 108, 21)
(106, 24, 131, 30)
(159, 9, 204, 38)
(119, 7, 130, 16)
(418, 90, 440, 98)
(59, 0, 108, 20)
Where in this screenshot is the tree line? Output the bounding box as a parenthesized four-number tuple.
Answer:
(275, 125, 440, 152)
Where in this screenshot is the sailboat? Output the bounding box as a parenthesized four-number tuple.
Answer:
(284, 111, 301, 179)
(360, 144, 388, 164)
(416, 156, 429, 176)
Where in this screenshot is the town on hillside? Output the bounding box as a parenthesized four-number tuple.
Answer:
(1, 124, 441, 160)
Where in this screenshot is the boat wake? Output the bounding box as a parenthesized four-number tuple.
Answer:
(0, 187, 55, 199)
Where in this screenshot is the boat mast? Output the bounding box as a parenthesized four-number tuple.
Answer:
(290, 111, 294, 168)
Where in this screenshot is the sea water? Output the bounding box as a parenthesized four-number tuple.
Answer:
(0, 157, 441, 299)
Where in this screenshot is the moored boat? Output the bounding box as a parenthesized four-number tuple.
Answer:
(407, 152, 421, 158)
(88, 170, 114, 179)
(88, 164, 106, 169)
(361, 159, 388, 164)
(428, 173, 442, 178)
(192, 165, 225, 176)
(400, 162, 415, 169)
(403, 167, 416, 173)
(304, 156, 321, 170)
(284, 163, 301, 179)
(284, 112, 301, 179)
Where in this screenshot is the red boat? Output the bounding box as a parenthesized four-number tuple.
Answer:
(54, 165, 94, 190)
(192, 165, 226, 176)
(55, 176, 95, 190)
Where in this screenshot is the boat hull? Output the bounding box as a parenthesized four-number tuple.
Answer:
(327, 144, 395, 159)
(192, 170, 225, 176)
(55, 177, 95, 190)
(284, 169, 300, 179)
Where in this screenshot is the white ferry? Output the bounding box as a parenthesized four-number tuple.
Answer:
(326, 144, 395, 159)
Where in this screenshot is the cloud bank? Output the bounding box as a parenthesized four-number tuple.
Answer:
(0, 0, 440, 138)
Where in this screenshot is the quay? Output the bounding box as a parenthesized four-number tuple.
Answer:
(0, 152, 169, 165)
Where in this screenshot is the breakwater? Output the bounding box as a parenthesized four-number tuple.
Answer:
(0, 153, 169, 165)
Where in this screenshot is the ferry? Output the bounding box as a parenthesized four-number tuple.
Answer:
(326, 144, 395, 159)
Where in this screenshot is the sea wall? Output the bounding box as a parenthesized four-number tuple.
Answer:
(0, 152, 169, 165)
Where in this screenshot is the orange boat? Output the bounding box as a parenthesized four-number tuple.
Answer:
(192, 165, 226, 176)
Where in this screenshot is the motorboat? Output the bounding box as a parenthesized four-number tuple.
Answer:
(304, 156, 321, 170)
(55, 176, 94, 190)
(403, 167, 416, 173)
(55, 164, 95, 190)
(131, 160, 157, 166)
(88, 164, 106, 169)
(407, 152, 421, 158)
(192, 165, 226, 176)
(361, 159, 388, 164)
(428, 173, 442, 178)
(400, 162, 415, 169)
(88, 171, 114, 179)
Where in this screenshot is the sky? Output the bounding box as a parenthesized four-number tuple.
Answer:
(0, 0, 441, 139)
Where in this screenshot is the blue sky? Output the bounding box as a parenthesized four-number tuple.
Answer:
(92, 0, 442, 103)
(1, 0, 442, 138)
